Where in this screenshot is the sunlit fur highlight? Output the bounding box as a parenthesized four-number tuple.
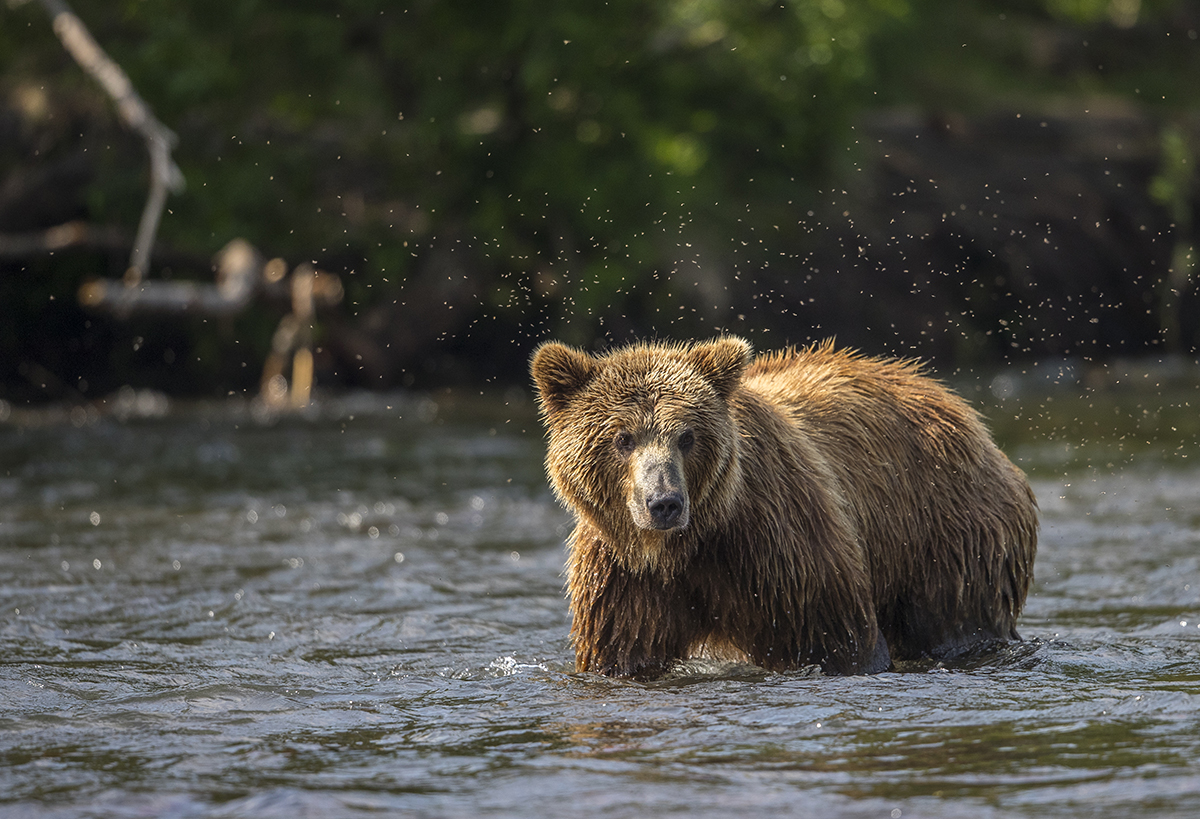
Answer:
(531, 337, 1038, 679)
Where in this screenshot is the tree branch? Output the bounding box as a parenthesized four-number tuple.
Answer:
(29, 0, 185, 283)
(0, 221, 126, 258)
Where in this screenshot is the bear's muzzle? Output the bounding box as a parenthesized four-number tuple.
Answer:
(627, 448, 690, 532)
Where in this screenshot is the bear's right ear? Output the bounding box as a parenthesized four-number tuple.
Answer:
(530, 342, 599, 417)
(687, 336, 753, 398)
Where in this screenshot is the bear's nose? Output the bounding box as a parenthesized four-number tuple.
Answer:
(646, 492, 684, 529)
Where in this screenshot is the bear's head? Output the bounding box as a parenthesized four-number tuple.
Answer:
(531, 337, 753, 576)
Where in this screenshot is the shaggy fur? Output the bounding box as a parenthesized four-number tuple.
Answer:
(531, 336, 1038, 678)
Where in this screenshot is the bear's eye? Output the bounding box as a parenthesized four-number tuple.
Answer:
(614, 431, 636, 454)
(678, 429, 695, 452)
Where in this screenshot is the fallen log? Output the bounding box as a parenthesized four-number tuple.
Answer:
(77, 238, 344, 409)
(77, 238, 344, 318)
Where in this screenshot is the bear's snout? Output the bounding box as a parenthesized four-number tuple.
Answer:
(628, 449, 690, 532)
(646, 490, 686, 529)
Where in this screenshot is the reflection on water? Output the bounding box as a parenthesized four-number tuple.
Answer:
(1, 381, 1199, 818)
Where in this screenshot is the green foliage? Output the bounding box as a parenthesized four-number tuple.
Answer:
(1150, 124, 1195, 219)
(873, 0, 1200, 110)
(1044, 0, 1180, 26)
(2, 0, 899, 312)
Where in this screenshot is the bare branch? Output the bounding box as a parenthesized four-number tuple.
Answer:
(0, 221, 126, 258)
(31, 0, 185, 283)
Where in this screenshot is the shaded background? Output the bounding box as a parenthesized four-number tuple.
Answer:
(1, 0, 1198, 403)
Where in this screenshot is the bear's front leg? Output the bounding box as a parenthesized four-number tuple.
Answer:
(826, 625, 891, 675)
(810, 604, 893, 675)
(567, 536, 693, 679)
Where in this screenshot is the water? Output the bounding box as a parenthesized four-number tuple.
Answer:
(1, 378, 1199, 818)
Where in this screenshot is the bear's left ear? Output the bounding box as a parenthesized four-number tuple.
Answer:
(530, 342, 599, 416)
(687, 336, 752, 398)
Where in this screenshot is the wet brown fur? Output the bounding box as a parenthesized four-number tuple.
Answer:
(530, 336, 1038, 678)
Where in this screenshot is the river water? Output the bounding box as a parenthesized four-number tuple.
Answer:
(1, 369, 1198, 818)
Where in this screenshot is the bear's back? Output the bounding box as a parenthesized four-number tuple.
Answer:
(738, 342, 1037, 660)
(740, 342, 978, 442)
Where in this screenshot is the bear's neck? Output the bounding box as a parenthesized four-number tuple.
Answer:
(688, 427, 746, 543)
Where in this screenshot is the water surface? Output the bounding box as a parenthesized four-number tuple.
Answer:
(1, 378, 1198, 818)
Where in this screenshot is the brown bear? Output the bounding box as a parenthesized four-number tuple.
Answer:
(530, 336, 1038, 678)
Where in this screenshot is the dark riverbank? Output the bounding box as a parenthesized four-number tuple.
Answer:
(3, 105, 1195, 405)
